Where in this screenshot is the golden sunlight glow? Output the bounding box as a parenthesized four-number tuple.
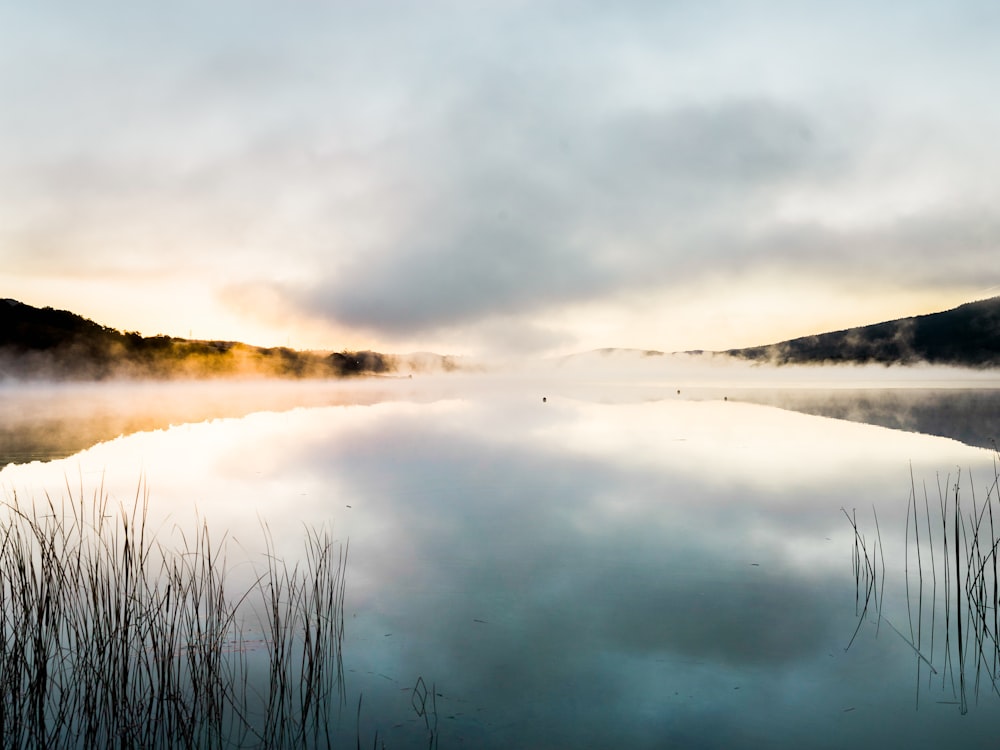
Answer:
(2, 267, 987, 359)
(1, 273, 363, 351)
(547, 273, 978, 355)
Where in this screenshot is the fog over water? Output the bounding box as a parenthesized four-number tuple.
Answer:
(1, 368, 999, 748)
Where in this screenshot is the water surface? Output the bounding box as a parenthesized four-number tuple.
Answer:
(1, 376, 998, 748)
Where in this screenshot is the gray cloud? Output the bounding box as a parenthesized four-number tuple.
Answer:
(287, 96, 842, 335)
(740, 208, 1000, 289)
(2, 1, 999, 350)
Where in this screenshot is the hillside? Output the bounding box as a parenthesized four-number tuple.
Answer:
(0, 299, 394, 381)
(724, 296, 1000, 367)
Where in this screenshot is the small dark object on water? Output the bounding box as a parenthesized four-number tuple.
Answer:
(542, 397, 547, 403)
(677, 389, 680, 394)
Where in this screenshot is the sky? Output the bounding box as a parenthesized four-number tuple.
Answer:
(2, 1, 999, 359)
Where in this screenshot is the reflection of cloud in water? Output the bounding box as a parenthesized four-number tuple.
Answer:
(309, 422, 834, 659)
(272, 399, 994, 747)
(1, 381, 999, 747)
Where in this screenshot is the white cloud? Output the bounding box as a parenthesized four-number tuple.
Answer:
(1, 1, 997, 354)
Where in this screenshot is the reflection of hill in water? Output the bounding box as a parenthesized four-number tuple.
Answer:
(5, 381, 1000, 469)
(729, 388, 1000, 450)
(0, 381, 415, 468)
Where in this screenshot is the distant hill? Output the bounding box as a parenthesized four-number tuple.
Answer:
(0, 298, 395, 381)
(724, 296, 1000, 367)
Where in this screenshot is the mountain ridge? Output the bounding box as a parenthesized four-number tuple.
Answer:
(0, 298, 396, 381)
(721, 296, 1000, 368)
(4, 295, 1000, 379)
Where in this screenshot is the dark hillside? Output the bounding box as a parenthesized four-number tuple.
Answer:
(726, 296, 1000, 367)
(0, 299, 394, 381)
(0, 299, 119, 350)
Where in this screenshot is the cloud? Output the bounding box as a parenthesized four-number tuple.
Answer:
(279, 96, 841, 338)
(3, 1, 1000, 352)
(742, 207, 1000, 289)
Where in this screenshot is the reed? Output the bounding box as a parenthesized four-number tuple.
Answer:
(846, 453, 1000, 713)
(0, 481, 346, 748)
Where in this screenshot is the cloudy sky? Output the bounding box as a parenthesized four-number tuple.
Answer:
(2, 1, 999, 358)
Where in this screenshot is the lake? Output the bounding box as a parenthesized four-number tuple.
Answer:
(1, 372, 999, 748)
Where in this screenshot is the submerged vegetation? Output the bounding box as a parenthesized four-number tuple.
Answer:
(846, 453, 1000, 713)
(0, 482, 347, 748)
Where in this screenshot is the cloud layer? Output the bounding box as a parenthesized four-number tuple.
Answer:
(2, 1, 999, 353)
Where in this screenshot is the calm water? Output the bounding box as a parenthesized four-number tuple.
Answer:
(2, 375, 1000, 748)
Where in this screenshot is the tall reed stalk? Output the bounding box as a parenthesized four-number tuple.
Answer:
(0, 482, 346, 749)
(846, 453, 1000, 713)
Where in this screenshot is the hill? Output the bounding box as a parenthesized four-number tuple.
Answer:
(0, 299, 394, 381)
(724, 296, 1000, 367)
